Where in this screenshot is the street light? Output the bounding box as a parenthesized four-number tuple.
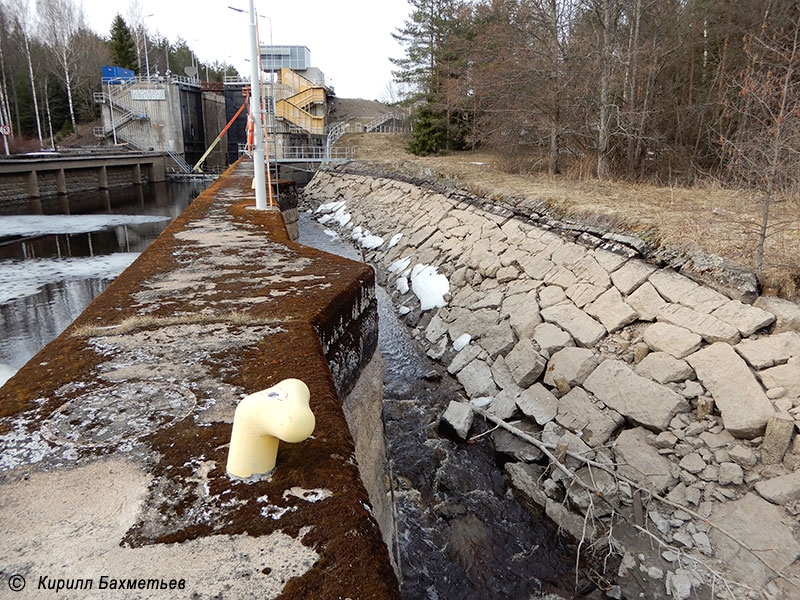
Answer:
(228, 2, 267, 209)
(143, 13, 154, 81)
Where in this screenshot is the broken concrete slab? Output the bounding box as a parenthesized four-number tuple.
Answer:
(584, 359, 688, 431)
(532, 322, 573, 355)
(758, 358, 800, 398)
(540, 302, 606, 347)
(492, 420, 543, 462)
(505, 462, 547, 508)
(755, 471, 800, 504)
(686, 343, 774, 438)
(760, 413, 796, 465)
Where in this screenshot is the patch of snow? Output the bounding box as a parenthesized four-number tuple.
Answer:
(351, 226, 364, 241)
(360, 235, 384, 250)
(0, 214, 170, 238)
(453, 333, 471, 352)
(398, 306, 411, 315)
(260, 505, 298, 520)
(471, 397, 493, 408)
(332, 208, 351, 227)
(323, 229, 338, 238)
(0, 254, 139, 304)
(388, 233, 403, 248)
(317, 213, 334, 224)
(282, 487, 332, 503)
(411, 264, 449, 311)
(396, 276, 409, 294)
(389, 256, 411, 273)
(314, 200, 345, 214)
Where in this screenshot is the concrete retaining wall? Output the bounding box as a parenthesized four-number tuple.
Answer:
(303, 164, 800, 600)
(0, 159, 399, 599)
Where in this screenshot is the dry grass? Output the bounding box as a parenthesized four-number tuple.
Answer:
(339, 133, 800, 299)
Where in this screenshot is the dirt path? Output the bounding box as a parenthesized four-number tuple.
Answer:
(339, 133, 800, 299)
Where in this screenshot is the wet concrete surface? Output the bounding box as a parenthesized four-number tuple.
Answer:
(299, 213, 593, 600)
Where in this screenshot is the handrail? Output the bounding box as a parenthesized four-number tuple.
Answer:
(275, 98, 325, 135)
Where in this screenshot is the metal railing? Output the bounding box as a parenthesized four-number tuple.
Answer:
(166, 150, 192, 173)
(237, 143, 354, 161)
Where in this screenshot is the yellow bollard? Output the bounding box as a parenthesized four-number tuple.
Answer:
(226, 379, 315, 478)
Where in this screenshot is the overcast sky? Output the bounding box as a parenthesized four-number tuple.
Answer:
(78, 0, 412, 100)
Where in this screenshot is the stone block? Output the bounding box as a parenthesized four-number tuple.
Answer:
(642, 322, 702, 359)
(447, 307, 502, 341)
(613, 427, 678, 493)
(755, 471, 800, 504)
(734, 331, 800, 370)
(516, 383, 558, 425)
(635, 352, 693, 384)
(441, 401, 474, 440)
(658, 304, 740, 344)
(761, 413, 795, 464)
(532, 322, 573, 355)
(686, 343, 774, 438)
(492, 420, 543, 462)
(649, 270, 699, 303)
(555, 387, 623, 446)
(585, 287, 638, 333)
(505, 338, 547, 388)
(540, 303, 606, 348)
(456, 360, 499, 399)
(447, 344, 482, 375)
(538, 286, 567, 308)
(711, 300, 775, 337)
(479, 321, 516, 359)
(584, 359, 688, 431)
(565, 282, 606, 308)
(488, 387, 522, 420)
(570, 255, 611, 287)
(626, 281, 668, 321)
(503, 289, 541, 339)
(593, 249, 628, 273)
(758, 358, 800, 397)
(610, 260, 657, 294)
(505, 462, 547, 508)
(542, 347, 598, 388)
(754, 296, 800, 334)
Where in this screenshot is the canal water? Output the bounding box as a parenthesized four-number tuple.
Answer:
(298, 213, 588, 600)
(0, 181, 209, 386)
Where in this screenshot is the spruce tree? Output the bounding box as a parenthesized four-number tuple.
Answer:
(108, 14, 137, 71)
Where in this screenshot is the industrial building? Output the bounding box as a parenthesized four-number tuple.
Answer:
(94, 46, 334, 173)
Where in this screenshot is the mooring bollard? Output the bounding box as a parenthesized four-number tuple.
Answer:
(226, 378, 315, 478)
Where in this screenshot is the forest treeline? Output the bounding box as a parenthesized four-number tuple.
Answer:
(392, 0, 800, 192)
(0, 0, 238, 151)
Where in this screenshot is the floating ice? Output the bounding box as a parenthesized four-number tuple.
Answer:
(388, 233, 403, 248)
(411, 264, 449, 311)
(396, 276, 409, 294)
(0, 254, 139, 304)
(0, 363, 17, 388)
(453, 333, 471, 352)
(0, 214, 170, 238)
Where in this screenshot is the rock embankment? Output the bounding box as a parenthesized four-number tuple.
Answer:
(302, 163, 800, 600)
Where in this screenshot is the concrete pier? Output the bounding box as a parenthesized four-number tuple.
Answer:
(0, 159, 399, 599)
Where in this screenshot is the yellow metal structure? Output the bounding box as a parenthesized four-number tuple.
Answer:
(274, 67, 327, 135)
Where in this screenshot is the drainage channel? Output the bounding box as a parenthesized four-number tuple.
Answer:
(298, 212, 600, 600)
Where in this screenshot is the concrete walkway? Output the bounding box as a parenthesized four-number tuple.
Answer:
(0, 160, 398, 599)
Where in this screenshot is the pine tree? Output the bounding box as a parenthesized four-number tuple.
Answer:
(108, 14, 137, 71)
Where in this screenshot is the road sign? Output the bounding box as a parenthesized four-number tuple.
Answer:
(0, 125, 10, 136)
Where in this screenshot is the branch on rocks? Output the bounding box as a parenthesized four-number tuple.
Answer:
(472, 406, 800, 596)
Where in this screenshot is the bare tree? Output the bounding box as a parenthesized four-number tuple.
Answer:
(8, 0, 43, 146)
(36, 0, 86, 133)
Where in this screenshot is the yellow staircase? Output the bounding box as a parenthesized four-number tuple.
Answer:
(274, 68, 326, 135)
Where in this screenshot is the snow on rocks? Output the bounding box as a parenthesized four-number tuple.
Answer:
(302, 166, 800, 600)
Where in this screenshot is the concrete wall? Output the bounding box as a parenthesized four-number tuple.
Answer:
(201, 92, 228, 169)
(0, 159, 399, 599)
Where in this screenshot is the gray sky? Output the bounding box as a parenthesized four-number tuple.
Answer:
(79, 0, 412, 100)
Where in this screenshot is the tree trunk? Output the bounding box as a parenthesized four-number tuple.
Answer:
(25, 35, 43, 147)
(44, 78, 55, 149)
(597, 0, 613, 179)
(63, 48, 77, 133)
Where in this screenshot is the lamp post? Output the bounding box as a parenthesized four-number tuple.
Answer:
(143, 13, 154, 81)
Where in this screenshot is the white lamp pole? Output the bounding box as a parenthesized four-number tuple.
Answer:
(248, 0, 267, 209)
